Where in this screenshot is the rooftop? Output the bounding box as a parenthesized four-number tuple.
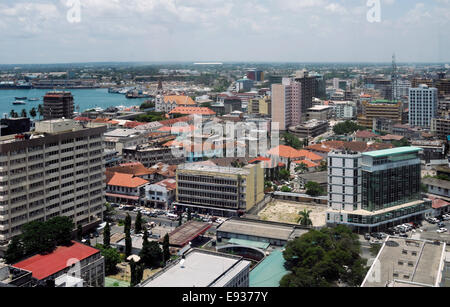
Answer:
(161, 221, 212, 247)
(13, 242, 100, 280)
(363, 146, 422, 158)
(140, 249, 250, 287)
(249, 249, 288, 287)
(107, 172, 149, 188)
(177, 163, 252, 176)
(217, 218, 296, 241)
(362, 237, 446, 287)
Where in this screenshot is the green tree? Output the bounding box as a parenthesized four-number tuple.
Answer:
(281, 186, 292, 193)
(278, 169, 290, 181)
(333, 121, 365, 135)
(162, 233, 170, 263)
(305, 181, 325, 197)
(98, 245, 121, 275)
(21, 109, 27, 118)
(125, 232, 132, 258)
(317, 161, 328, 172)
(140, 239, 163, 269)
(103, 222, 111, 248)
(5, 236, 24, 264)
(130, 259, 145, 287)
(77, 224, 83, 241)
(187, 208, 192, 221)
(178, 214, 183, 227)
(29, 107, 37, 119)
(298, 209, 313, 226)
(124, 213, 131, 235)
(283, 133, 303, 149)
(37, 104, 44, 119)
(295, 163, 309, 174)
(281, 226, 368, 287)
(104, 203, 115, 224)
(135, 211, 143, 234)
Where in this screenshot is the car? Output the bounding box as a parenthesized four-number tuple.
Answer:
(438, 222, 446, 228)
(118, 205, 124, 210)
(364, 233, 371, 240)
(399, 233, 408, 238)
(437, 228, 448, 233)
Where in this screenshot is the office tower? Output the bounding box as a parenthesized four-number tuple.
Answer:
(294, 70, 315, 118)
(271, 78, 300, 131)
(246, 69, 264, 82)
(174, 163, 265, 217)
(409, 85, 438, 128)
(326, 147, 432, 230)
(357, 100, 403, 129)
(0, 119, 106, 253)
(43, 91, 75, 120)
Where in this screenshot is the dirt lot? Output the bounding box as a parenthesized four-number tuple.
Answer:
(109, 262, 163, 283)
(258, 200, 327, 227)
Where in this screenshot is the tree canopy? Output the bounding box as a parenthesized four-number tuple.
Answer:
(333, 121, 366, 135)
(283, 133, 303, 150)
(281, 226, 368, 287)
(305, 181, 325, 197)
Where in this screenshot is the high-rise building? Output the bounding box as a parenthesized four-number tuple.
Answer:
(357, 100, 403, 129)
(409, 84, 438, 128)
(326, 147, 433, 231)
(43, 91, 74, 120)
(0, 119, 106, 252)
(271, 78, 299, 131)
(246, 69, 264, 82)
(294, 70, 315, 118)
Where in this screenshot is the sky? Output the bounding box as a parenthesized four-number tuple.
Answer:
(0, 0, 449, 64)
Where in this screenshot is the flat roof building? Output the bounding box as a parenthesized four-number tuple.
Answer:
(174, 163, 265, 217)
(139, 248, 251, 287)
(362, 237, 447, 287)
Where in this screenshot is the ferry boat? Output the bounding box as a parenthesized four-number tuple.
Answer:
(13, 100, 26, 105)
(15, 97, 27, 100)
(28, 97, 40, 101)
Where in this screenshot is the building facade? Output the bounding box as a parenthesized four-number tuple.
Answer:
(409, 85, 438, 128)
(327, 147, 433, 230)
(174, 163, 265, 217)
(0, 119, 105, 249)
(43, 91, 74, 120)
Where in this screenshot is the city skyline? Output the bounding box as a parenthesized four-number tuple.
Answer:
(0, 0, 449, 64)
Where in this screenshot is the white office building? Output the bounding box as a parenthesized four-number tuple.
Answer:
(326, 151, 362, 224)
(409, 85, 438, 128)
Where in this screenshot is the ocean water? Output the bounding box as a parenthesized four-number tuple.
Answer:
(0, 88, 149, 117)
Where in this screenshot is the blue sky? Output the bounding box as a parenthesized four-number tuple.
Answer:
(0, 0, 449, 64)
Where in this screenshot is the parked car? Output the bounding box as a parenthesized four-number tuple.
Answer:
(437, 228, 448, 233)
(364, 233, 371, 240)
(438, 222, 446, 228)
(399, 233, 409, 238)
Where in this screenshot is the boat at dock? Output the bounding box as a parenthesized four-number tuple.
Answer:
(13, 100, 26, 105)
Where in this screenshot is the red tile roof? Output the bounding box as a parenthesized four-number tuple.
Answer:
(107, 162, 155, 176)
(168, 107, 215, 116)
(267, 145, 304, 159)
(355, 130, 378, 139)
(13, 242, 99, 280)
(379, 134, 405, 141)
(155, 179, 177, 191)
(163, 95, 196, 106)
(107, 172, 149, 188)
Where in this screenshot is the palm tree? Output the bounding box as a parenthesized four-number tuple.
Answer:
(21, 109, 27, 118)
(37, 104, 44, 119)
(298, 209, 313, 226)
(295, 163, 309, 174)
(29, 107, 37, 119)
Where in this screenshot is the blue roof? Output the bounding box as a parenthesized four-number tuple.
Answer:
(363, 146, 422, 158)
(249, 249, 288, 287)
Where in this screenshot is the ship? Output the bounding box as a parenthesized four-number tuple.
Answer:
(15, 97, 27, 100)
(13, 101, 26, 105)
(28, 97, 40, 101)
